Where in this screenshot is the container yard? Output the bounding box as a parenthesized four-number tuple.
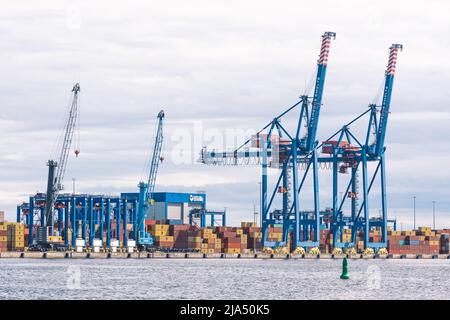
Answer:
(0, 30, 448, 260)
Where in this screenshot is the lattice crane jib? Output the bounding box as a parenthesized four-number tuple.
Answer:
(44, 83, 80, 231)
(137, 110, 165, 235)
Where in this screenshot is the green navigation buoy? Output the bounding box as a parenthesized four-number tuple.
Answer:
(340, 257, 350, 279)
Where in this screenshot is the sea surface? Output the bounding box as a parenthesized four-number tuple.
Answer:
(0, 258, 449, 300)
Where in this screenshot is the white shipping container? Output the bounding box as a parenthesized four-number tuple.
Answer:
(110, 239, 119, 247)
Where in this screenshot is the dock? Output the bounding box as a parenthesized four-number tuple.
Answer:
(0, 251, 449, 260)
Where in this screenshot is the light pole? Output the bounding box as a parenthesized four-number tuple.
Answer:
(432, 201, 436, 230)
(258, 181, 262, 229)
(413, 196, 416, 230)
(253, 204, 257, 254)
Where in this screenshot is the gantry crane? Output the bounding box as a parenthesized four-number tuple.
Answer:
(320, 44, 402, 249)
(42, 83, 81, 241)
(200, 32, 336, 249)
(137, 110, 165, 247)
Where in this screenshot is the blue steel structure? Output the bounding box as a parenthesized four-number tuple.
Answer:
(122, 192, 207, 223)
(200, 32, 336, 249)
(189, 208, 226, 228)
(18, 193, 138, 248)
(319, 44, 403, 249)
(200, 38, 402, 251)
(137, 110, 165, 246)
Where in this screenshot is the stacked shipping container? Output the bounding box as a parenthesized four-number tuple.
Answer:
(0, 222, 25, 252)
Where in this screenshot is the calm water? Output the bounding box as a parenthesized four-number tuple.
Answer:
(0, 258, 449, 300)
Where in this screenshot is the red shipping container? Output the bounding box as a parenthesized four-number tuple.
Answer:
(219, 231, 237, 239)
(224, 237, 240, 244)
(224, 242, 241, 249)
(145, 219, 157, 226)
(170, 224, 190, 232)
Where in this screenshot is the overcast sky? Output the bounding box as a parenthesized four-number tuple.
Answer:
(1, 1, 449, 228)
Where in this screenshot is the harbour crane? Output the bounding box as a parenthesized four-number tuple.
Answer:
(200, 32, 336, 249)
(320, 43, 403, 249)
(137, 110, 165, 247)
(42, 83, 81, 241)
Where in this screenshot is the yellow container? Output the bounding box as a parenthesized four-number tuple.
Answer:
(224, 248, 240, 254)
(151, 224, 170, 232)
(153, 230, 169, 237)
(249, 232, 262, 238)
(241, 222, 255, 228)
(202, 228, 213, 235)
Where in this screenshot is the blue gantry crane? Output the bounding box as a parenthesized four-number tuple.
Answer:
(200, 32, 336, 249)
(137, 110, 165, 248)
(320, 44, 403, 249)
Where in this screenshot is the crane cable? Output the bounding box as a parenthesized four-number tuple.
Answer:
(74, 94, 81, 157)
(49, 91, 74, 161)
(140, 117, 157, 183)
(371, 76, 385, 105)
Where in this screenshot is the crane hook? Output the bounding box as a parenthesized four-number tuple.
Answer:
(74, 149, 80, 157)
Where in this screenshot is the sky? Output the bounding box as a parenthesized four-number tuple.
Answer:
(0, 0, 449, 228)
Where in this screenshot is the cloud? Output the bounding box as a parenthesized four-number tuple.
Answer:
(0, 0, 449, 227)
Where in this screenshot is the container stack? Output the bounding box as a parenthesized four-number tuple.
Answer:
(200, 228, 220, 254)
(187, 230, 202, 250)
(387, 227, 445, 255)
(0, 223, 7, 252)
(319, 229, 332, 253)
(24, 227, 30, 247)
(342, 228, 352, 244)
(170, 224, 190, 249)
(266, 225, 283, 243)
(243, 223, 262, 251)
(5, 223, 25, 251)
(440, 233, 449, 254)
(217, 229, 238, 254)
(151, 224, 172, 248)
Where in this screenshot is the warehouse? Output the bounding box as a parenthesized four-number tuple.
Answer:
(121, 192, 206, 224)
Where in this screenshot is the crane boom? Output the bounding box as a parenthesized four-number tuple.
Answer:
(44, 83, 80, 231)
(305, 31, 336, 152)
(373, 44, 402, 156)
(146, 110, 165, 201)
(137, 110, 165, 235)
(200, 32, 335, 164)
